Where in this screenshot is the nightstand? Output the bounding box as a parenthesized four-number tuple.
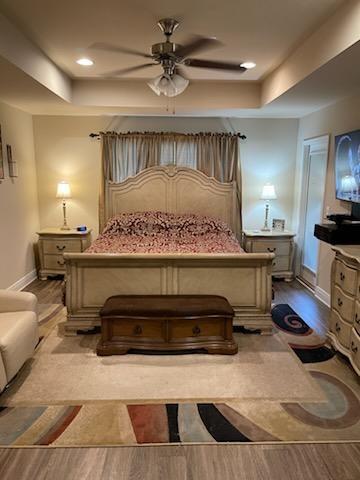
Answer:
(37, 228, 92, 280)
(243, 230, 296, 281)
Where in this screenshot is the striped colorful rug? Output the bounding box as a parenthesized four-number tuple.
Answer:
(0, 303, 359, 446)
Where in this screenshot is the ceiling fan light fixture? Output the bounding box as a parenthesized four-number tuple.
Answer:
(147, 72, 189, 97)
(240, 61, 256, 69)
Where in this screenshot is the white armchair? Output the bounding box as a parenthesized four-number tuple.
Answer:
(0, 290, 39, 392)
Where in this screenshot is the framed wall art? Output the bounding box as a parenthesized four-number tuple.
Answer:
(6, 144, 18, 178)
(0, 125, 4, 180)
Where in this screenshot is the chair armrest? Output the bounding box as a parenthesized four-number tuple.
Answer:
(0, 290, 37, 313)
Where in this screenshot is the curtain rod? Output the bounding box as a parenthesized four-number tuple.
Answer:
(89, 131, 247, 140)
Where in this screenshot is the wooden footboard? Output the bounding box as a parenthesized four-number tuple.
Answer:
(64, 252, 274, 335)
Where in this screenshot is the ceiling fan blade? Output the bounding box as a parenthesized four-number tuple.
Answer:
(102, 63, 158, 77)
(175, 36, 222, 58)
(185, 58, 246, 72)
(89, 42, 153, 59)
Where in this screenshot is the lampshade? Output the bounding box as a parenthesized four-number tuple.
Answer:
(260, 184, 277, 200)
(341, 175, 357, 193)
(56, 181, 71, 199)
(148, 72, 189, 97)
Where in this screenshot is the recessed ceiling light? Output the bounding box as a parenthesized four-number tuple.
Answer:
(76, 58, 94, 66)
(240, 61, 256, 69)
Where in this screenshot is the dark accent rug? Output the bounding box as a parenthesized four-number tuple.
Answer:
(0, 303, 359, 446)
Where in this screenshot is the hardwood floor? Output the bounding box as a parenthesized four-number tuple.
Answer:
(4, 278, 358, 480)
(0, 443, 360, 480)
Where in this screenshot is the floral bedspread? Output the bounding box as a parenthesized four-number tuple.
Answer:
(87, 211, 242, 254)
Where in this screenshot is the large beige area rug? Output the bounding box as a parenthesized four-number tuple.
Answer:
(2, 323, 322, 405)
(0, 304, 359, 446)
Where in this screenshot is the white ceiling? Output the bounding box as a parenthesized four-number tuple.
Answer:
(0, 0, 345, 80)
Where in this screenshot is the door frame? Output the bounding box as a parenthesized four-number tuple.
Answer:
(297, 134, 330, 288)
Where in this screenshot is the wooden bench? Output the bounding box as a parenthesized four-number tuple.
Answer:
(96, 295, 238, 355)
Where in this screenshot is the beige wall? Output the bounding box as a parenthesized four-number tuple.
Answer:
(33, 116, 299, 236)
(0, 101, 39, 289)
(295, 90, 360, 296)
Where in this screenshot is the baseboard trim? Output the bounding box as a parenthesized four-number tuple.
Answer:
(7, 269, 37, 291)
(315, 286, 331, 307)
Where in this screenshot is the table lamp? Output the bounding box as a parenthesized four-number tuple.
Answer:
(56, 181, 71, 230)
(260, 183, 277, 231)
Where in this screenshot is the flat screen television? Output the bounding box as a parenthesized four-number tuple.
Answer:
(335, 129, 360, 203)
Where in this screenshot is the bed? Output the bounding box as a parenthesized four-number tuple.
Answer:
(64, 166, 274, 334)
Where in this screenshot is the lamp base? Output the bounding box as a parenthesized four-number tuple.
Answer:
(60, 225, 71, 231)
(261, 227, 271, 232)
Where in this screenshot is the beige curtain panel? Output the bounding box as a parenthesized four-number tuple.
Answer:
(99, 131, 243, 232)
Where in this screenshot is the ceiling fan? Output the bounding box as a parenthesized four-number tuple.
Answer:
(90, 18, 252, 97)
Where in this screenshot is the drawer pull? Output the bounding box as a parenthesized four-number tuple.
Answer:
(335, 323, 341, 332)
(192, 325, 201, 336)
(267, 247, 276, 253)
(351, 342, 358, 354)
(337, 298, 343, 307)
(133, 325, 142, 335)
(273, 261, 276, 267)
(57, 260, 65, 266)
(56, 245, 66, 251)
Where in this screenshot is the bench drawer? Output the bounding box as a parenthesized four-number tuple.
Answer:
(168, 317, 226, 342)
(106, 318, 166, 342)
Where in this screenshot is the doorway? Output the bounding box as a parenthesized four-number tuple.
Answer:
(298, 135, 329, 289)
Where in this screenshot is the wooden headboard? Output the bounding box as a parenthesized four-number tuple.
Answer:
(103, 166, 240, 238)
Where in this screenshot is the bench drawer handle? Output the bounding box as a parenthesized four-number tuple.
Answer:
(337, 298, 343, 307)
(335, 323, 341, 332)
(134, 325, 142, 335)
(56, 245, 66, 251)
(351, 342, 358, 354)
(192, 325, 201, 336)
(340, 272, 345, 281)
(267, 247, 276, 253)
(57, 260, 65, 266)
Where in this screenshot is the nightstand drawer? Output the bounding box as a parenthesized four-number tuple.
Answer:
(43, 238, 82, 254)
(43, 254, 66, 270)
(272, 256, 290, 272)
(252, 241, 290, 256)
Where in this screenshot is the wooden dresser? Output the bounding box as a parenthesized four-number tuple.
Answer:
(37, 228, 91, 280)
(328, 245, 360, 375)
(243, 230, 296, 281)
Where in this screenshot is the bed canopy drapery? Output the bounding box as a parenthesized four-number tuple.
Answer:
(99, 131, 244, 232)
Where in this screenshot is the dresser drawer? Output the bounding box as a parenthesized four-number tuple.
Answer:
(42, 238, 82, 254)
(43, 254, 66, 270)
(272, 256, 290, 273)
(355, 302, 360, 335)
(168, 318, 225, 342)
(330, 310, 352, 348)
(251, 240, 290, 256)
(350, 329, 360, 371)
(107, 318, 166, 343)
(335, 260, 357, 295)
(332, 285, 354, 323)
